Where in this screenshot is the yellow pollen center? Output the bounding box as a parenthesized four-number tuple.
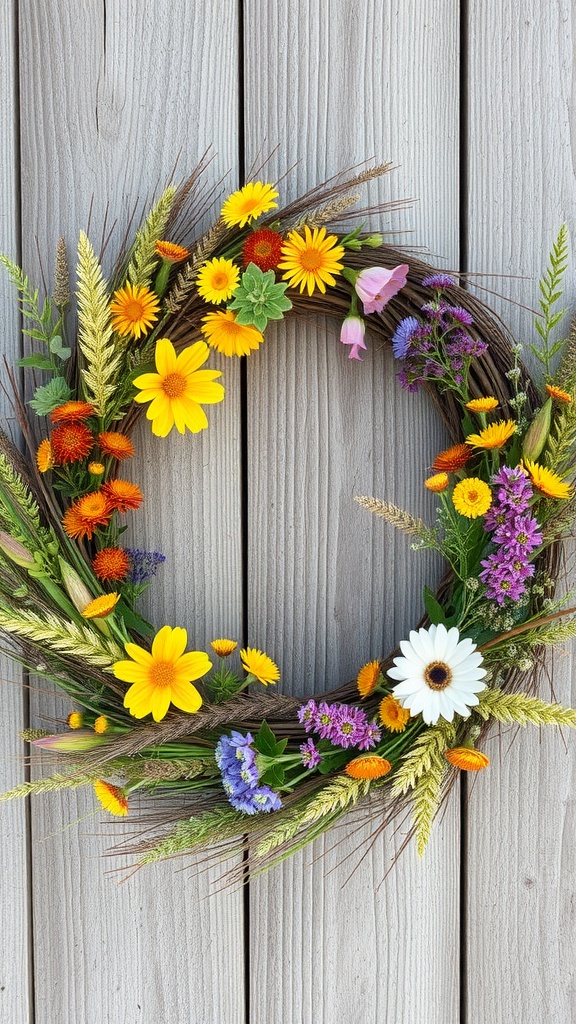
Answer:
(468, 489, 479, 503)
(162, 372, 188, 398)
(211, 272, 229, 290)
(255, 241, 272, 257)
(424, 661, 452, 690)
(300, 248, 323, 271)
(149, 661, 175, 688)
(125, 300, 145, 321)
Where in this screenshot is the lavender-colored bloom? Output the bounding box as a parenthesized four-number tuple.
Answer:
(492, 514, 543, 554)
(297, 698, 318, 732)
(357, 721, 382, 751)
(445, 305, 474, 325)
(330, 705, 368, 748)
(216, 730, 282, 815)
(300, 738, 322, 769)
(315, 701, 340, 740)
(421, 273, 457, 289)
(391, 316, 419, 358)
(125, 548, 166, 585)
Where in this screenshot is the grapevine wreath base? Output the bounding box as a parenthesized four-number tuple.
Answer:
(1, 162, 575, 877)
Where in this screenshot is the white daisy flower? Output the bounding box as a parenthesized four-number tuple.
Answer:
(387, 623, 487, 726)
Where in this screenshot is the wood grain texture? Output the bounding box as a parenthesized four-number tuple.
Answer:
(0, 3, 32, 1021)
(18, 3, 244, 1022)
(244, 3, 460, 1021)
(466, 2, 576, 1021)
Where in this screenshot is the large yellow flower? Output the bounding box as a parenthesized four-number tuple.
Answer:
(221, 181, 279, 228)
(452, 477, 492, 518)
(523, 459, 572, 499)
(466, 420, 516, 449)
(196, 257, 239, 304)
(110, 283, 160, 339)
(279, 225, 345, 295)
(201, 310, 264, 357)
(113, 625, 212, 722)
(133, 338, 224, 437)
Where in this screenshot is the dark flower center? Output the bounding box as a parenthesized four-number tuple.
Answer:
(424, 661, 452, 690)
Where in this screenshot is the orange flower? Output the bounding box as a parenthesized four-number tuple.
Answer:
(97, 431, 135, 461)
(465, 396, 499, 413)
(51, 422, 94, 464)
(102, 479, 143, 513)
(445, 747, 490, 771)
(466, 420, 516, 450)
(110, 283, 160, 339)
(36, 439, 54, 473)
(545, 383, 572, 404)
(425, 472, 449, 493)
(67, 711, 84, 729)
(81, 593, 120, 619)
(62, 491, 112, 541)
(93, 780, 129, 817)
(356, 660, 381, 699)
(93, 715, 110, 734)
(155, 240, 190, 262)
(242, 229, 284, 272)
(50, 401, 95, 423)
(92, 547, 130, 582)
(432, 443, 473, 472)
(379, 695, 410, 733)
(344, 755, 392, 780)
(211, 638, 238, 658)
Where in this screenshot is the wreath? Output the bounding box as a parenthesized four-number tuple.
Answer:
(1, 162, 575, 876)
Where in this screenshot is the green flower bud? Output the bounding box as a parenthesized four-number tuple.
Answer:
(0, 531, 36, 569)
(522, 398, 552, 462)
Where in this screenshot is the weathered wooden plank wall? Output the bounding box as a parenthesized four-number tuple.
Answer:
(0, 1, 575, 1022)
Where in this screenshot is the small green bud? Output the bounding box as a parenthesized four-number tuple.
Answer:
(522, 398, 552, 462)
(0, 531, 37, 569)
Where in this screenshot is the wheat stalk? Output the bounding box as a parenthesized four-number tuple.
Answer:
(476, 688, 576, 727)
(355, 495, 440, 547)
(391, 720, 456, 797)
(0, 600, 122, 667)
(126, 185, 176, 287)
(76, 232, 121, 417)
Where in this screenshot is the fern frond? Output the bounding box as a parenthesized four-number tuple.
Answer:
(126, 186, 176, 287)
(476, 688, 576, 727)
(76, 232, 121, 417)
(530, 224, 569, 377)
(545, 400, 576, 475)
(554, 314, 576, 393)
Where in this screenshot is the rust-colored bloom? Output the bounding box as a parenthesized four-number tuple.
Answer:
(356, 660, 381, 699)
(62, 491, 112, 541)
(92, 547, 130, 582)
(445, 746, 490, 771)
(344, 755, 392, 780)
(425, 472, 449, 493)
(432, 443, 473, 473)
(36, 439, 54, 473)
(211, 638, 238, 658)
(81, 593, 120, 619)
(97, 431, 135, 461)
(50, 401, 95, 424)
(51, 422, 94, 464)
(242, 228, 284, 272)
(93, 779, 129, 817)
(102, 478, 143, 513)
(545, 383, 572, 404)
(379, 695, 410, 733)
(155, 240, 190, 262)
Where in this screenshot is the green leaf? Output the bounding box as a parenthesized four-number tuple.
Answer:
(260, 765, 285, 788)
(253, 720, 279, 757)
(29, 376, 73, 415)
(18, 354, 54, 370)
(115, 598, 155, 637)
(423, 586, 446, 625)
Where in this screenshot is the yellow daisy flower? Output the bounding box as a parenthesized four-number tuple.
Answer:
(279, 225, 345, 295)
(545, 383, 572, 404)
(133, 338, 224, 437)
(113, 625, 211, 722)
(196, 257, 239, 304)
(81, 593, 120, 619)
(356, 660, 381, 699)
(523, 459, 572, 500)
(466, 420, 516, 449)
(425, 472, 449, 492)
(211, 638, 238, 658)
(67, 711, 84, 730)
(201, 310, 264, 357)
(445, 746, 490, 771)
(110, 282, 160, 339)
(240, 647, 280, 686)
(344, 755, 392, 780)
(93, 715, 110, 734)
(94, 780, 129, 817)
(465, 396, 499, 413)
(221, 181, 279, 228)
(452, 477, 492, 518)
(36, 439, 54, 473)
(379, 695, 410, 733)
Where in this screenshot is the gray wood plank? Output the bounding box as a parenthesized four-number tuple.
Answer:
(0, 3, 32, 1020)
(244, 2, 461, 1021)
(18, 3, 244, 1022)
(466, 3, 576, 1020)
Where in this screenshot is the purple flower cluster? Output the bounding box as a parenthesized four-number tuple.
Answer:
(391, 281, 487, 393)
(215, 731, 282, 815)
(299, 737, 322, 769)
(297, 699, 381, 751)
(479, 466, 542, 606)
(125, 549, 166, 585)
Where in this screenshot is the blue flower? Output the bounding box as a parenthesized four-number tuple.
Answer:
(125, 549, 166, 585)
(391, 317, 419, 358)
(215, 730, 282, 815)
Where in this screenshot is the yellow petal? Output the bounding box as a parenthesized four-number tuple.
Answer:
(133, 372, 162, 390)
(169, 680, 203, 714)
(155, 338, 177, 377)
(151, 687, 172, 722)
(124, 643, 153, 666)
(175, 341, 210, 375)
(113, 661, 149, 684)
(174, 650, 212, 681)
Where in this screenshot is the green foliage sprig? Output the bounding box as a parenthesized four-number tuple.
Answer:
(531, 224, 569, 378)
